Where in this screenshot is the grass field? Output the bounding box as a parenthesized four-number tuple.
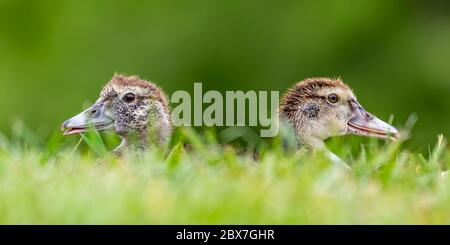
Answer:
(0, 123, 449, 224)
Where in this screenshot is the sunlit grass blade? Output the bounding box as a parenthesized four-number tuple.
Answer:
(429, 135, 446, 167)
(165, 142, 184, 169)
(80, 127, 108, 157)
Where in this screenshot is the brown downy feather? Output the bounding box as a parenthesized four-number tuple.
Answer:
(280, 77, 349, 119)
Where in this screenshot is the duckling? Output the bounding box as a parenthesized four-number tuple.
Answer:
(280, 77, 398, 154)
(62, 74, 172, 153)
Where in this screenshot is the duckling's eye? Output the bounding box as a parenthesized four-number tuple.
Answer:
(123, 93, 136, 103)
(328, 93, 339, 103)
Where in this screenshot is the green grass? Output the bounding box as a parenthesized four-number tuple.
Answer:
(0, 123, 449, 224)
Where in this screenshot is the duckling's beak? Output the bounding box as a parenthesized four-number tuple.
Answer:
(347, 99, 399, 140)
(61, 101, 114, 135)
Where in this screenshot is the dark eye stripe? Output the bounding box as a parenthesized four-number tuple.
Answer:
(306, 95, 327, 100)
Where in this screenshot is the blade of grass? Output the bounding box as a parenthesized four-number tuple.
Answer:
(80, 127, 108, 157)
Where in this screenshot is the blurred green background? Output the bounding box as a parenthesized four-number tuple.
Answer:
(0, 0, 449, 149)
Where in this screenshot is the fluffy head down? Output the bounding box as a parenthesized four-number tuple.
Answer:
(100, 74, 171, 133)
(62, 74, 172, 152)
(100, 74, 172, 145)
(280, 77, 356, 147)
(280, 77, 399, 149)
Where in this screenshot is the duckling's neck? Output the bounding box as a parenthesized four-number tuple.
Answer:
(112, 136, 130, 155)
(303, 137, 326, 150)
(112, 130, 148, 154)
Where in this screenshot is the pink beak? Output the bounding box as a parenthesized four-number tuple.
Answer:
(347, 99, 399, 140)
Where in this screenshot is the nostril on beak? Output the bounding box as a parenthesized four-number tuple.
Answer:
(61, 120, 70, 130)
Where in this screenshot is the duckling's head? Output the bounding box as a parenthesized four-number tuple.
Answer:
(62, 74, 171, 151)
(280, 77, 398, 149)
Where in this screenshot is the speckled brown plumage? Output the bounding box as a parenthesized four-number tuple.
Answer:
(101, 74, 171, 117)
(279, 77, 398, 150)
(62, 74, 172, 153)
(280, 77, 350, 119)
(104, 74, 172, 152)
